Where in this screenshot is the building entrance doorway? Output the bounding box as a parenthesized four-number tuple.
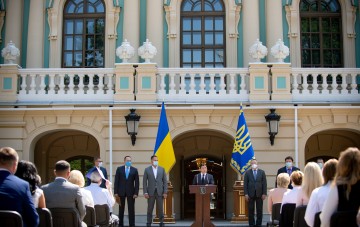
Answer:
(181, 155, 226, 219)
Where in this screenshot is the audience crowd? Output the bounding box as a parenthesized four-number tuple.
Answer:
(1, 146, 359, 227)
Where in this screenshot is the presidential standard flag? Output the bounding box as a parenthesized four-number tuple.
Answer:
(153, 102, 176, 173)
(230, 105, 255, 175)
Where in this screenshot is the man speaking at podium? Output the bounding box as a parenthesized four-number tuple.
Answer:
(192, 164, 215, 185)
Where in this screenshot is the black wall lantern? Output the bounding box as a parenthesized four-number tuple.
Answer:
(125, 109, 141, 146)
(265, 109, 281, 146)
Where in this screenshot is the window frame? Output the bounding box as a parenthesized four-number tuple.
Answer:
(180, 0, 226, 68)
(300, 0, 343, 68)
(62, 0, 106, 68)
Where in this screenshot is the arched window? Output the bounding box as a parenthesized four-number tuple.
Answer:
(63, 0, 105, 68)
(300, 0, 342, 67)
(180, 0, 225, 68)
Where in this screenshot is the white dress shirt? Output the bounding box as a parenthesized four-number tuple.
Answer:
(304, 181, 332, 227)
(320, 185, 338, 227)
(84, 183, 115, 212)
(281, 186, 301, 212)
(80, 188, 94, 207)
(152, 166, 158, 178)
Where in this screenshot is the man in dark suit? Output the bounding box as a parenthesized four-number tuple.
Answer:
(86, 156, 108, 188)
(192, 164, 215, 185)
(114, 155, 139, 227)
(143, 155, 168, 227)
(275, 156, 300, 189)
(0, 147, 39, 227)
(244, 158, 267, 227)
(42, 160, 86, 222)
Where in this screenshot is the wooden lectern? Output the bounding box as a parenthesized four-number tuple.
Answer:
(189, 185, 217, 227)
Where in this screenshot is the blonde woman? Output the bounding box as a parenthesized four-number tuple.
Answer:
(320, 147, 360, 227)
(304, 159, 338, 227)
(296, 162, 323, 207)
(268, 173, 290, 215)
(69, 170, 94, 207)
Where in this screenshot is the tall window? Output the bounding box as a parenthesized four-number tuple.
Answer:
(300, 0, 342, 67)
(63, 0, 105, 68)
(181, 0, 225, 67)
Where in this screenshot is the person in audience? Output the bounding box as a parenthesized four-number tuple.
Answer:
(320, 147, 360, 227)
(296, 162, 323, 206)
(42, 160, 86, 223)
(15, 160, 46, 208)
(85, 170, 118, 224)
(281, 170, 303, 211)
(268, 173, 290, 216)
(0, 147, 39, 227)
(69, 169, 94, 207)
(304, 159, 338, 227)
(317, 158, 325, 170)
(276, 156, 300, 189)
(86, 156, 108, 188)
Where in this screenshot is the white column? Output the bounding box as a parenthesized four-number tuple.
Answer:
(147, 0, 163, 66)
(27, 0, 44, 68)
(243, 0, 259, 65)
(123, 0, 139, 62)
(4, 0, 23, 65)
(266, 0, 283, 62)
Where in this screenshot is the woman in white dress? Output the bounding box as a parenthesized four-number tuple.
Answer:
(68, 169, 94, 207)
(15, 160, 46, 208)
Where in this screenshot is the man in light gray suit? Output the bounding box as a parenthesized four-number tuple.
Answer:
(244, 158, 267, 227)
(42, 160, 86, 223)
(143, 155, 168, 227)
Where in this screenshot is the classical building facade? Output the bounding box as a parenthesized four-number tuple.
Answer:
(0, 0, 359, 220)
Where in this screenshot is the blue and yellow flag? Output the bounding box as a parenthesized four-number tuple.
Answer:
(230, 105, 255, 175)
(154, 102, 176, 173)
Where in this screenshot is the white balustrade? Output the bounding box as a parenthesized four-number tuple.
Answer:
(18, 68, 115, 103)
(291, 68, 360, 102)
(157, 68, 250, 102)
(14, 67, 359, 104)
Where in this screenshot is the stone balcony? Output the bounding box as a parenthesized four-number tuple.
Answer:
(0, 63, 359, 105)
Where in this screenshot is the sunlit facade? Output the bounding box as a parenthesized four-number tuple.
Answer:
(0, 0, 359, 220)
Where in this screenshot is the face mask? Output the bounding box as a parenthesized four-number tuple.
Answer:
(317, 163, 323, 169)
(285, 162, 292, 168)
(98, 162, 103, 167)
(252, 164, 257, 169)
(153, 161, 158, 166)
(125, 161, 132, 167)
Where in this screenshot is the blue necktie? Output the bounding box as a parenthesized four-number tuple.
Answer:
(254, 170, 257, 179)
(126, 167, 129, 179)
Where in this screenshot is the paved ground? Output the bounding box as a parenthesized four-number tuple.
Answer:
(131, 221, 266, 227)
(123, 217, 270, 227)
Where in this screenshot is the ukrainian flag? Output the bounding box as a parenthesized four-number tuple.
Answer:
(230, 105, 255, 175)
(154, 102, 176, 173)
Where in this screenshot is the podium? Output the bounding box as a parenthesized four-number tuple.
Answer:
(189, 185, 216, 227)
